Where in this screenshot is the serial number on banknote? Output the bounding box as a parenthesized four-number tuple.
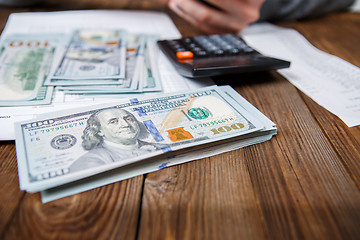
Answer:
(189, 117, 235, 130)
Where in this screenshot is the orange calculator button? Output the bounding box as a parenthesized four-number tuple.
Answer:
(176, 51, 194, 59)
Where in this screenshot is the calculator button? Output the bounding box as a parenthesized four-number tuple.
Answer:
(194, 51, 208, 57)
(183, 38, 192, 43)
(175, 47, 187, 52)
(212, 49, 225, 55)
(191, 47, 202, 52)
(227, 48, 240, 54)
(176, 51, 194, 59)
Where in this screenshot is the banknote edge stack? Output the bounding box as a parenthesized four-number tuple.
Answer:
(13, 85, 277, 202)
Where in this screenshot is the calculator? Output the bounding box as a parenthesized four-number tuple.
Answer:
(157, 34, 290, 78)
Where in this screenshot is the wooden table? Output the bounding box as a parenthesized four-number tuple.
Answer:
(0, 2, 360, 239)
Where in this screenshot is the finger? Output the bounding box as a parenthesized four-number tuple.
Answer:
(206, 0, 263, 22)
(169, 3, 235, 33)
(206, 0, 264, 14)
(170, 0, 244, 33)
(195, 0, 262, 31)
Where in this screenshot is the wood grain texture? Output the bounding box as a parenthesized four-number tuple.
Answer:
(2, 176, 144, 240)
(0, 142, 24, 237)
(233, 72, 360, 240)
(138, 154, 267, 240)
(284, 13, 360, 187)
(0, 9, 11, 34)
(301, 92, 360, 186)
(0, 5, 359, 240)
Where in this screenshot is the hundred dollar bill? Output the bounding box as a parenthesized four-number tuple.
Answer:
(55, 34, 149, 93)
(51, 78, 128, 88)
(56, 35, 162, 94)
(41, 85, 276, 203)
(49, 32, 143, 92)
(142, 35, 162, 92)
(15, 85, 265, 192)
(0, 34, 62, 106)
(48, 29, 126, 81)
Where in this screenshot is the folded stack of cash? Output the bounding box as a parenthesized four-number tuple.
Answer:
(0, 29, 161, 106)
(14, 85, 276, 201)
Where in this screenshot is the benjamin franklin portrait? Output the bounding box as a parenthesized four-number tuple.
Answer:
(69, 108, 161, 172)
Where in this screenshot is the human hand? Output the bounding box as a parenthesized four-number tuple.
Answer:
(164, 0, 264, 34)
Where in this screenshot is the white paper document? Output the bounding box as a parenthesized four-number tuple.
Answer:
(242, 23, 360, 127)
(0, 10, 214, 140)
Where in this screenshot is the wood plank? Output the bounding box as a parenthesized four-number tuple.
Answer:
(138, 154, 267, 240)
(233, 71, 360, 240)
(2, 176, 144, 240)
(0, 9, 12, 34)
(301, 92, 360, 186)
(0, 141, 25, 237)
(286, 13, 360, 186)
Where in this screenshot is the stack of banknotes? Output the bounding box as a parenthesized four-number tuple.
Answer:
(14, 85, 277, 201)
(0, 29, 161, 106)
